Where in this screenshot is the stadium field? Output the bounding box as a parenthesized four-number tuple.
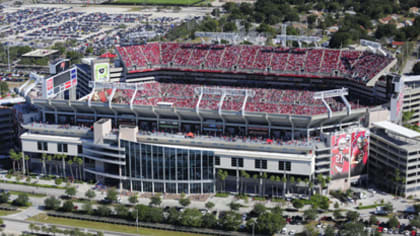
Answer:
(113, 0, 202, 5)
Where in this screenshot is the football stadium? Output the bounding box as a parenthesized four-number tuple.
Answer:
(18, 42, 399, 195)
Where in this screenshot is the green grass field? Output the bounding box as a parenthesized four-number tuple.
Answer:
(0, 210, 20, 216)
(9, 191, 46, 198)
(113, 0, 202, 5)
(28, 214, 206, 236)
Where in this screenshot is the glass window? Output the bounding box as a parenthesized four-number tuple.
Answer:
(215, 156, 220, 166)
(262, 160, 267, 169)
(255, 159, 261, 169)
(286, 161, 291, 171)
(231, 158, 237, 167)
(279, 161, 285, 170)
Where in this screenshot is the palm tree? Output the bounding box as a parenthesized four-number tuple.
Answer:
(47, 155, 53, 176)
(241, 171, 250, 194)
(275, 176, 281, 198)
(261, 172, 268, 197)
(282, 176, 287, 197)
(217, 170, 228, 192)
(309, 181, 314, 197)
(60, 154, 67, 178)
(253, 174, 259, 195)
(9, 149, 17, 173)
(304, 178, 309, 196)
(296, 178, 302, 194)
(67, 158, 74, 180)
(76, 157, 83, 180)
(22, 153, 29, 175)
(270, 175, 275, 196)
(317, 174, 324, 195)
(41, 153, 47, 176)
(290, 176, 295, 194)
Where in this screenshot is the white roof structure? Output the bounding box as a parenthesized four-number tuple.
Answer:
(373, 121, 420, 139)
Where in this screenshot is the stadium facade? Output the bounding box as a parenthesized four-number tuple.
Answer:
(16, 42, 408, 195)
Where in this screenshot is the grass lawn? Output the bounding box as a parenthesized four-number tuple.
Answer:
(28, 214, 206, 236)
(9, 191, 46, 198)
(113, 0, 202, 5)
(356, 204, 383, 210)
(0, 210, 20, 216)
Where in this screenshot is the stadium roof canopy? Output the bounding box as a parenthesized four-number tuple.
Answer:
(373, 121, 420, 139)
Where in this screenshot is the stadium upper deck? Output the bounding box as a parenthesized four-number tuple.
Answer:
(116, 42, 396, 85)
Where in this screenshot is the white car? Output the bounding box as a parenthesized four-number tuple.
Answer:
(289, 230, 296, 235)
(281, 227, 287, 234)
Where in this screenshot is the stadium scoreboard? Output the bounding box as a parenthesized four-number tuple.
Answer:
(43, 67, 77, 99)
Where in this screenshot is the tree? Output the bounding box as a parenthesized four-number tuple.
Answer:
(251, 203, 266, 217)
(9, 149, 19, 172)
(339, 221, 368, 236)
(325, 225, 335, 236)
(47, 155, 53, 176)
(329, 32, 352, 48)
(255, 212, 286, 235)
(202, 213, 217, 228)
(229, 201, 241, 211)
(292, 199, 304, 209)
(303, 208, 318, 222)
(12, 193, 30, 206)
(0, 192, 10, 204)
(146, 207, 164, 223)
(82, 202, 93, 214)
(106, 188, 118, 203)
(410, 216, 420, 228)
(412, 62, 420, 75)
(388, 215, 399, 228)
(150, 194, 162, 206)
(346, 211, 360, 222)
(383, 202, 393, 213)
(115, 204, 129, 219)
(129, 194, 138, 204)
(303, 223, 319, 236)
(65, 186, 77, 198)
(167, 207, 181, 224)
(179, 197, 191, 207)
(67, 158, 74, 180)
(218, 211, 242, 231)
(369, 214, 378, 225)
(334, 202, 340, 209)
(61, 200, 74, 212)
(205, 201, 215, 210)
(310, 194, 329, 210)
(41, 153, 47, 176)
(179, 208, 203, 227)
(96, 205, 112, 217)
(217, 170, 228, 192)
(333, 209, 342, 220)
(44, 196, 61, 210)
(85, 189, 96, 200)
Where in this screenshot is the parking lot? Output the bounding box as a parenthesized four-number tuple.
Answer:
(0, 4, 211, 53)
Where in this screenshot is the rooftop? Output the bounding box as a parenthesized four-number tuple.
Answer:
(22, 49, 59, 58)
(373, 121, 420, 139)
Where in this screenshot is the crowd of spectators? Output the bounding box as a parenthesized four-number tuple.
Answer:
(116, 43, 393, 84)
(89, 81, 359, 116)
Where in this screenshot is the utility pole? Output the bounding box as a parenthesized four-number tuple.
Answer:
(7, 42, 10, 72)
